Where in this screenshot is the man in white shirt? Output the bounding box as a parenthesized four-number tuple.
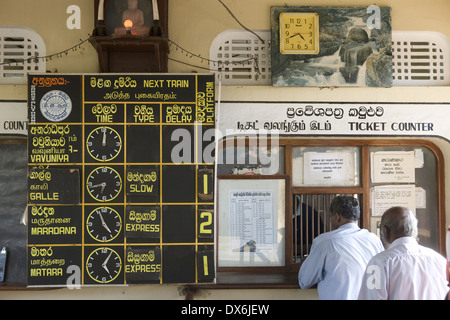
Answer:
(298, 195, 384, 300)
(359, 206, 449, 300)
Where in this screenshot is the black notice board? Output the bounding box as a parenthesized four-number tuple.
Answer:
(0, 140, 28, 286)
(27, 74, 215, 286)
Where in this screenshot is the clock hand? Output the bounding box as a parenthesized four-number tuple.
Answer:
(90, 183, 104, 188)
(102, 129, 107, 146)
(98, 211, 112, 233)
(90, 182, 107, 194)
(288, 32, 306, 41)
(102, 251, 113, 274)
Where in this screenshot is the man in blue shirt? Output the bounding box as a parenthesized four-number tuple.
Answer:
(298, 195, 384, 299)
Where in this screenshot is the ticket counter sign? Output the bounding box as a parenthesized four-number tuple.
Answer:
(27, 74, 215, 286)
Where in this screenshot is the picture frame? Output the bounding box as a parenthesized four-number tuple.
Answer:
(271, 6, 392, 87)
(217, 175, 289, 268)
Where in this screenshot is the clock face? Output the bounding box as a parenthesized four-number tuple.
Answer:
(85, 247, 122, 284)
(86, 166, 122, 202)
(86, 207, 122, 242)
(86, 126, 122, 162)
(279, 12, 319, 54)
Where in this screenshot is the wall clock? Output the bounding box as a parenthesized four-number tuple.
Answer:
(279, 12, 319, 54)
(86, 166, 122, 202)
(86, 207, 122, 242)
(86, 126, 122, 162)
(270, 6, 392, 87)
(85, 247, 122, 283)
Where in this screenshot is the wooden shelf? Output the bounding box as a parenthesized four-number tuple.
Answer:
(187, 272, 299, 289)
(89, 36, 168, 73)
(91, 0, 169, 73)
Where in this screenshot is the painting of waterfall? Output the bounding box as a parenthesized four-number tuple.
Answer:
(271, 6, 392, 87)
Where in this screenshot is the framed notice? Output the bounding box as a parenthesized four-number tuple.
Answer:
(292, 147, 359, 187)
(371, 151, 415, 183)
(218, 176, 287, 267)
(303, 151, 355, 186)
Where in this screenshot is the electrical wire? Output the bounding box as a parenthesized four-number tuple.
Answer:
(217, 0, 265, 43)
(0, 36, 91, 67)
(0, 2, 263, 72)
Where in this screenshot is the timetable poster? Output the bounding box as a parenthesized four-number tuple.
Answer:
(27, 74, 215, 286)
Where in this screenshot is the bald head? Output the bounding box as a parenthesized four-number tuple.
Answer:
(380, 206, 418, 249)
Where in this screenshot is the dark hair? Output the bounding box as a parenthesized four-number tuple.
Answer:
(329, 195, 360, 221)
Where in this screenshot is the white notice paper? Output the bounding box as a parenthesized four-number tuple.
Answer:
(371, 151, 415, 183)
(371, 184, 416, 216)
(229, 190, 275, 255)
(415, 187, 427, 209)
(303, 151, 355, 186)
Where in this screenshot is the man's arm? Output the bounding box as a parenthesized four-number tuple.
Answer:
(298, 240, 325, 289)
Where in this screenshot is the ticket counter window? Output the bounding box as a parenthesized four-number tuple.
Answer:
(291, 146, 362, 263)
(368, 146, 441, 251)
(291, 143, 443, 266)
(217, 138, 445, 276)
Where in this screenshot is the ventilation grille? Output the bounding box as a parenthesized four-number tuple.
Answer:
(209, 30, 271, 85)
(392, 31, 450, 86)
(210, 30, 450, 86)
(0, 26, 46, 84)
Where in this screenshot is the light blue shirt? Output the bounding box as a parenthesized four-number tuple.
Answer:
(298, 223, 384, 300)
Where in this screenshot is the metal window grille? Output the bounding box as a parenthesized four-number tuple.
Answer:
(293, 194, 363, 264)
(0, 26, 46, 84)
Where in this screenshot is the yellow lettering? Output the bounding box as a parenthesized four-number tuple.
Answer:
(125, 264, 161, 273)
(203, 174, 208, 194)
(203, 255, 209, 276)
(126, 223, 159, 232)
(31, 227, 76, 235)
(143, 79, 164, 87)
(166, 80, 189, 88)
(30, 268, 63, 277)
(95, 114, 113, 122)
(130, 184, 154, 193)
(30, 192, 59, 201)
